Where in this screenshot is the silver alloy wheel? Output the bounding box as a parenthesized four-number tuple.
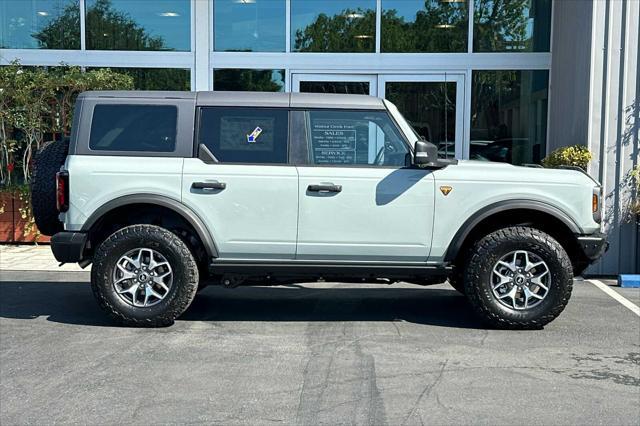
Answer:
(112, 248, 173, 307)
(491, 250, 551, 310)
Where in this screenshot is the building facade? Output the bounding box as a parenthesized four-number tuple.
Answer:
(1, 0, 638, 273)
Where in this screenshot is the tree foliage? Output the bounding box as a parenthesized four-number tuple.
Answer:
(294, 8, 376, 52)
(542, 145, 593, 170)
(32, 0, 81, 49)
(0, 63, 133, 186)
(214, 70, 283, 92)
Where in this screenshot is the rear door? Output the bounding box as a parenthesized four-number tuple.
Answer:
(294, 108, 435, 262)
(181, 106, 298, 259)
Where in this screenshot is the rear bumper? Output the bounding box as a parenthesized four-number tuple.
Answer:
(577, 232, 609, 262)
(51, 231, 87, 263)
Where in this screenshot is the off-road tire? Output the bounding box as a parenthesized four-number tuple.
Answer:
(91, 224, 199, 327)
(464, 226, 573, 329)
(31, 140, 69, 236)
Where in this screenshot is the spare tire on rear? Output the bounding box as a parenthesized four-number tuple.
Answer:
(31, 139, 69, 236)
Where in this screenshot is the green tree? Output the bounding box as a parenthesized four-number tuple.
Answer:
(294, 8, 376, 52)
(36, 0, 169, 51)
(33, 0, 81, 49)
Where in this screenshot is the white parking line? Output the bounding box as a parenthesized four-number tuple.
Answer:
(589, 279, 640, 317)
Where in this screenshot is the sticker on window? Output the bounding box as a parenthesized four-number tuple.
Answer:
(247, 126, 263, 143)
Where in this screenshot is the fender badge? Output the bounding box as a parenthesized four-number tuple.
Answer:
(440, 185, 453, 196)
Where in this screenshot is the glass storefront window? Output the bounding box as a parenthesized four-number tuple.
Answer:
(92, 68, 190, 90)
(0, 0, 80, 49)
(86, 0, 190, 51)
(471, 70, 549, 165)
(214, 0, 285, 52)
(291, 0, 376, 52)
(299, 81, 370, 95)
(474, 0, 551, 52)
(381, 0, 468, 53)
(385, 81, 457, 158)
(213, 69, 285, 92)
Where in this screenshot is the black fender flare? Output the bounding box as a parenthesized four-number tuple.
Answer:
(81, 194, 218, 258)
(443, 200, 581, 262)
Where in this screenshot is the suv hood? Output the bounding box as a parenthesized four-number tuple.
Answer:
(444, 160, 598, 186)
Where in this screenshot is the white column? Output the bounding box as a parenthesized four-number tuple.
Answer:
(194, 0, 211, 91)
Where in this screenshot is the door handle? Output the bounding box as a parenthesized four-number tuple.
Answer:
(192, 181, 226, 191)
(307, 184, 342, 193)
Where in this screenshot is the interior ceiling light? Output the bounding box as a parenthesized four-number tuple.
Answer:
(157, 12, 180, 17)
(354, 34, 372, 39)
(345, 13, 364, 19)
(435, 24, 455, 29)
(37, 11, 49, 16)
(234, 0, 256, 4)
(440, 0, 465, 3)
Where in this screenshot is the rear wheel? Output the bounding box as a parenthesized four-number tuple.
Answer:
(464, 226, 573, 329)
(91, 224, 199, 327)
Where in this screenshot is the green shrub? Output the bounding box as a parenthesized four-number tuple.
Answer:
(542, 145, 592, 170)
(631, 165, 640, 216)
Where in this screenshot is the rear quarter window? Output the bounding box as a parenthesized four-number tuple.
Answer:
(89, 104, 177, 152)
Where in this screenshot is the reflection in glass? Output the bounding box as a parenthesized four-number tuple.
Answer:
(385, 81, 457, 158)
(93, 68, 190, 90)
(382, 0, 468, 52)
(474, 0, 551, 52)
(299, 81, 370, 95)
(214, 69, 285, 92)
(291, 0, 376, 52)
(86, 0, 190, 51)
(214, 0, 285, 52)
(0, 0, 80, 49)
(471, 70, 549, 165)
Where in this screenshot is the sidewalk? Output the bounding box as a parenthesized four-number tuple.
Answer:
(0, 245, 87, 272)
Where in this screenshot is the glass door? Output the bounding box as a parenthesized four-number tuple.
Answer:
(291, 73, 377, 95)
(379, 74, 465, 159)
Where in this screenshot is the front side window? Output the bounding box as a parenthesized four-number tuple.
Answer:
(89, 105, 177, 152)
(304, 110, 409, 166)
(199, 108, 288, 164)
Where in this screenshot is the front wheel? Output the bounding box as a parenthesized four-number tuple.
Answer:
(91, 225, 199, 327)
(464, 226, 573, 329)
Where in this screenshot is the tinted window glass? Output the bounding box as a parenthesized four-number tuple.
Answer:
(86, 0, 190, 51)
(291, 0, 376, 52)
(89, 105, 177, 152)
(471, 70, 549, 165)
(305, 110, 408, 166)
(213, 69, 285, 92)
(382, 0, 468, 52)
(214, 0, 285, 52)
(199, 108, 288, 164)
(90, 68, 190, 90)
(0, 0, 80, 49)
(474, 0, 551, 52)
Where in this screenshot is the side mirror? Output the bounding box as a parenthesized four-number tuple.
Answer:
(413, 140, 440, 167)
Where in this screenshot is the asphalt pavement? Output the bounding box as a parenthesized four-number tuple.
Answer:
(1, 271, 639, 425)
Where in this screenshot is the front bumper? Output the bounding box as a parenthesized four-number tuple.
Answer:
(577, 232, 609, 262)
(51, 231, 87, 263)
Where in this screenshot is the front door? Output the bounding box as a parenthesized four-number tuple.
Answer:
(294, 108, 435, 262)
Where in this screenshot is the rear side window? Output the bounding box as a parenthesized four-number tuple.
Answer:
(89, 104, 177, 152)
(198, 107, 288, 164)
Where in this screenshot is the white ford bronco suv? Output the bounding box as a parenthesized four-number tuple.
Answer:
(31, 91, 607, 329)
